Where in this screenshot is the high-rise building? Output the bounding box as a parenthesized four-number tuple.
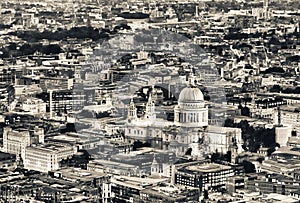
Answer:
(0, 67, 16, 85)
(37, 89, 85, 117)
(0, 84, 15, 109)
(2, 126, 45, 158)
(3, 127, 31, 160)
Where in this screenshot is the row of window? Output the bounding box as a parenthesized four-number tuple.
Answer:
(177, 112, 207, 123)
(128, 129, 144, 136)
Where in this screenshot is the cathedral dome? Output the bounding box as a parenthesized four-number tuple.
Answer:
(174, 86, 208, 128)
(178, 86, 204, 103)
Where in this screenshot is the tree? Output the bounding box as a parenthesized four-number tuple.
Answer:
(133, 140, 151, 150)
(224, 118, 235, 127)
(264, 67, 285, 74)
(185, 148, 192, 155)
(240, 106, 250, 116)
(270, 85, 281, 93)
(41, 44, 62, 55)
(204, 189, 209, 199)
(242, 160, 256, 173)
(20, 44, 35, 55)
(237, 120, 250, 133)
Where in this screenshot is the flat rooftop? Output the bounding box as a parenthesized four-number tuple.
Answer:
(57, 168, 106, 182)
(186, 163, 232, 173)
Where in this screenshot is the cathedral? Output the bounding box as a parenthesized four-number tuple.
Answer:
(124, 79, 243, 159)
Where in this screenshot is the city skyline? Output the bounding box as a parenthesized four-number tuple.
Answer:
(0, 0, 299, 202)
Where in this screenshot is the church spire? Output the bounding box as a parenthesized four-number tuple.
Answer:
(151, 153, 160, 175)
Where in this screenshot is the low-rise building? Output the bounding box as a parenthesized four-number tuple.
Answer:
(0, 152, 16, 170)
(226, 175, 246, 195)
(246, 173, 300, 197)
(290, 189, 300, 200)
(274, 105, 300, 135)
(40, 77, 73, 91)
(53, 168, 111, 203)
(22, 97, 47, 114)
(140, 183, 199, 203)
(110, 175, 198, 203)
(259, 158, 300, 177)
(206, 126, 243, 154)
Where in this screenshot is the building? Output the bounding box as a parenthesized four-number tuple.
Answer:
(21, 13, 38, 28)
(108, 149, 176, 176)
(139, 183, 199, 203)
(2, 127, 31, 160)
(174, 161, 235, 192)
(246, 173, 300, 197)
(40, 77, 74, 91)
(271, 146, 300, 161)
(275, 126, 293, 147)
(53, 168, 111, 203)
(226, 176, 245, 195)
(0, 84, 15, 110)
(88, 159, 140, 176)
(290, 189, 300, 200)
(259, 158, 300, 177)
(274, 105, 300, 135)
(124, 80, 243, 157)
(0, 152, 16, 170)
(24, 142, 76, 173)
(206, 126, 243, 154)
(111, 176, 166, 202)
(0, 67, 16, 84)
(37, 89, 85, 117)
(22, 97, 47, 114)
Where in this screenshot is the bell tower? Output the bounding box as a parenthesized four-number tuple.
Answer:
(128, 98, 137, 121)
(230, 137, 239, 164)
(145, 93, 156, 120)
